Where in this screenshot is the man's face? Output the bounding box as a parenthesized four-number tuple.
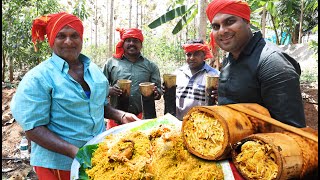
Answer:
(123, 38, 142, 57)
(52, 26, 82, 61)
(186, 50, 205, 70)
(211, 13, 251, 55)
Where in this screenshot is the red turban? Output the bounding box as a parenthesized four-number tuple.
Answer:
(31, 12, 83, 52)
(113, 28, 144, 59)
(206, 0, 251, 23)
(182, 43, 213, 60)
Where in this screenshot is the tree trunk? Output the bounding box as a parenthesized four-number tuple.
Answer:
(261, 6, 267, 38)
(298, 0, 304, 43)
(95, 0, 98, 48)
(129, 0, 132, 28)
(9, 58, 13, 82)
(136, 0, 139, 28)
(198, 0, 207, 41)
(108, 0, 114, 57)
(292, 24, 300, 44)
(270, 14, 280, 45)
(106, 0, 109, 45)
(2, 51, 6, 82)
(140, 2, 143, 30)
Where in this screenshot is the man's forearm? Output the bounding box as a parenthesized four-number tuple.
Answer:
(26, 126, 79, 159)
(104, 104, 125, 123)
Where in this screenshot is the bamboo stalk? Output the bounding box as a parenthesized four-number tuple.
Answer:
(226, 104, 318, 142)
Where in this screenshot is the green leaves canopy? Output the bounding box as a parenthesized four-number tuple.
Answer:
(148, 4, 197, 34)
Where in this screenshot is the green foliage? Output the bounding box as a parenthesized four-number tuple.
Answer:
(248, 0, 318, 44)
(2, 0, 62, 82)
(172, 5, 198, 35)
(148, 0, 198, 35)
(2, 0, 90, 82)
(142, 31, 185, 75)
(148, 5, 187, 29)
(82, 44, 108, 67)
(301, 69, 318, 83)
(75, 144, 98, 180)
(308, 40, 318, 57)
(72, 0, 90, 21)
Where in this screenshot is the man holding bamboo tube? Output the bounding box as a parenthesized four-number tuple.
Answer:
(206, 0, 306, 128)
(163, 39, 220, 120)
(102, 28, 162, 129)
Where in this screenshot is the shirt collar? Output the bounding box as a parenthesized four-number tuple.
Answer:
(179, 62, 209, 73)
(121, 53, 144, 62)
(50, 52, 91, 72)
(242, 31, 262, 56)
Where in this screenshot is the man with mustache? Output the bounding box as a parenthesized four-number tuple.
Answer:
(206, 0, 306, 128)
(163, 39, 220, 120)
(102, 28, 162, 129)
(10, 12, 140, 179)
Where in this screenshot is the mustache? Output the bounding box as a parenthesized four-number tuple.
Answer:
(127, 45, 137, 49)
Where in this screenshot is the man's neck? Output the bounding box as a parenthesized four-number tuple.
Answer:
(190, 62, 205, 75)
(124, 53, 140, 62)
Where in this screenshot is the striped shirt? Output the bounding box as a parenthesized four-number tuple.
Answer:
(174, 63, 220, 120)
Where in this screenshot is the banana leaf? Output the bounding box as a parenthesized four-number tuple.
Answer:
(148, 5, 187, 29)
(76, 144, 99, 180)
(172, 4, 197, 34)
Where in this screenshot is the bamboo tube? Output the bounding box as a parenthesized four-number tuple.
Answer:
(182, 104, 270, 160)
(226, 103, 318, 142)
(232, 129, 318, 180)
(139, 82, 157, 119)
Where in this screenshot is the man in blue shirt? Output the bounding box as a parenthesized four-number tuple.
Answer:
(10, 12, 139, 180)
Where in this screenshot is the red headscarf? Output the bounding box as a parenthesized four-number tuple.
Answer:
(182, 42, 213, 60)
(206, 0, 250, 50)
(113, 28, 144, 59)
(206, 0, 251, 23)
(31, 12, 83, 52)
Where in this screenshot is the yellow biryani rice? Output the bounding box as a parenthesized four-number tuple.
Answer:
(86, 125, 224, 180)
(234, 140, 278, 180)
(183, 111, 224, 158)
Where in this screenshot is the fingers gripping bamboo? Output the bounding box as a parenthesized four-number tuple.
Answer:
(226, 104, 318, 143)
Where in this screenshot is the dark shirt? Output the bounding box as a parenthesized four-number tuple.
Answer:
(102, 55, 162, 115)
(218, 31, 306, 128)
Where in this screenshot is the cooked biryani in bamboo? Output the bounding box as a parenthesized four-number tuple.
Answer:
(86, 125, 224, 180)
(183, 111, 224, 157)
(235, 140, 278, 180)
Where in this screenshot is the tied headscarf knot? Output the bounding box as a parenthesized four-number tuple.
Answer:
(31, 12, 83, 52)
(113, 28, 144, 59)
(182, 42, 213, 60)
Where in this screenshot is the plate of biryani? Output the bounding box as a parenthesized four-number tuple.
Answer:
(70, 113, 237, 180)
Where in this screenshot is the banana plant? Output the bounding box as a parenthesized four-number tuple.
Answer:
(148, 0, 198, 35)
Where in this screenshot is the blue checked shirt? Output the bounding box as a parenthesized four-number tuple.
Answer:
(174, 63, 220, 120)
(10, 53, 109, 170)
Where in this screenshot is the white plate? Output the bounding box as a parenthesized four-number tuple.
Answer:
(70, 114, 235, 180)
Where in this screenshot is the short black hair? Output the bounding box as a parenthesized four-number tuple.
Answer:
(186, 39, 204, 44)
